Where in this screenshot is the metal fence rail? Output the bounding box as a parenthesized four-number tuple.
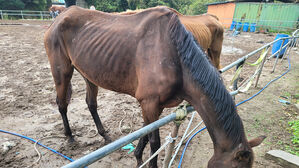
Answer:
(0, 10, 52, 20)
(62, 29, 299, 168)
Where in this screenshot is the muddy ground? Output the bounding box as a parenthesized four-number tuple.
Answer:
(0, 20, 298, 168)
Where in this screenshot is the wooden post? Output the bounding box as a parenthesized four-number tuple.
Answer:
(40, 11, 43, 20)
(233, 60, 245, 100)
(0, 10, 3, 20)
(272, 39, 285, 73)
(163, 123, 180, 168)
(255, 47, 269, 87)
(280, 45, 290, 62)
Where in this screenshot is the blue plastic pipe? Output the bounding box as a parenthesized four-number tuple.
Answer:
(0, 129, 74, 162)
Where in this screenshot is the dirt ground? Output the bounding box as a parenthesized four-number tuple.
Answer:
(0, 20, 298, 168)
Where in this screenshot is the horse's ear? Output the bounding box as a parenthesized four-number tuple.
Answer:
(248, 135, 266, 148)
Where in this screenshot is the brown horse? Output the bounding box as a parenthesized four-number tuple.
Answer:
(44, 6, 265, 168)
(120, 7, 224, 69)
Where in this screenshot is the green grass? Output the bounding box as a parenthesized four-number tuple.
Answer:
(287, 120, 299, 156)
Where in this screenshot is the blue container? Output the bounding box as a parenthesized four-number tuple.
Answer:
(250, 23, 256, 32)
(271, 34, 289, 58)
(230, 21, 236, 31)
(243, 22, 249, 32)
(236, 22, 242, 31)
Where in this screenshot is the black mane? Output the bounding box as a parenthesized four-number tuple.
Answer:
(168, 13, 244, 145)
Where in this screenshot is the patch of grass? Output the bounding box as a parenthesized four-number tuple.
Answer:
(283, 92, 291, 98)
(287, 120, 299, 156)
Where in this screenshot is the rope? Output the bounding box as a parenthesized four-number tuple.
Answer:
(177, 127, 206, 168)
(139, 133, 176, 168)
(174, 120, 204, 149)
(0, 129, 74, 162)
(33, 135, 67, 164)
(168, 112, 196, 168)
(177, 54, 292, 167)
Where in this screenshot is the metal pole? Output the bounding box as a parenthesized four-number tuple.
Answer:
(63, 106, 195, 168)
(163, 123, 180, 168)
(254, 47, 269, 87)
(220, 36, 294, 73)
(268, 41, 290, 60)
(272, 39, 285, 73)
(280, 44, 291, 62)
(62, 91, 236, 168)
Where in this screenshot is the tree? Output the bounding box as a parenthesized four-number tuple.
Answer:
(0, 0, 25, 10)
(21, 0, 47, 10)
(118, 0, 129, 11)
(65, 0, 76, 7)
(46, 0, 52, 10)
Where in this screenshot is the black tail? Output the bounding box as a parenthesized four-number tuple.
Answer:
(168, 14, 243, 144)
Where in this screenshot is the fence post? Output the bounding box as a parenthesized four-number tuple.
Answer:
(232, 60, 245, 100)
(272, 39, 285, 73)
(21, 11, 24, 19)
(163, 123, 180, 168)
(255, 47, 269, 87)
(0, 10, 3, 20)
(40, 11, 43, 20)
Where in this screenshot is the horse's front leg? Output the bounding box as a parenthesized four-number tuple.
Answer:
(135, 97, 162, 168)
(134, 129, 149, 167)
(148, 129, 161, 168)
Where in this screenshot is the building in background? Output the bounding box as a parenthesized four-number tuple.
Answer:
(207, 1, 299, 31)
(207, 1, 236, 28)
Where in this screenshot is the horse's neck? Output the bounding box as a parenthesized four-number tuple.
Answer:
(182, 80, 244, 151)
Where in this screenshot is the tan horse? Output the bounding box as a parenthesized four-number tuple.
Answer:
(49, 6, 66, 18)
(120, 7, 224, 69)
(44, 6, 264, 168)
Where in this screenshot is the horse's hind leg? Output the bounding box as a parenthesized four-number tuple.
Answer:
(49, 57, 74, 142)
(209, 30, 224, 69)
(84, 78, 111, 144)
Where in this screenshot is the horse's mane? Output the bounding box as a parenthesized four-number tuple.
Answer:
(168, 13, 243, 145)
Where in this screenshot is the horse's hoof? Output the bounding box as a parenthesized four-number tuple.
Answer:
(104, 136, 112, 145)
(68, 136, 75, 143)
(136, 161, 143, 168)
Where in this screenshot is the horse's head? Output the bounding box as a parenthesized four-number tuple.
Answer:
(208, 136, 266, 168)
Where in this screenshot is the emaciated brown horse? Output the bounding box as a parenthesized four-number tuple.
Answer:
(44, 6, 265, 168)
(120, 7, 224, 69)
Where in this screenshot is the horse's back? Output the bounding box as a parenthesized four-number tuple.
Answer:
(45, 6, 181, 96)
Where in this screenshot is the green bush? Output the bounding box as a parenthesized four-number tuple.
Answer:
(288, 120, 299, 156)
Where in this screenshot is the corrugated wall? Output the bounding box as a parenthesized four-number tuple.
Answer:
(233, 3, 299, 31)
(207, 3, 236, 28)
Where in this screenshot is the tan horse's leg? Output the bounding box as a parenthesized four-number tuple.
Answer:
(135, 97, 162, 168)
(84, 78, 112, 144)
(49, 56, 74, 142)
(209, 29, 223, 70)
